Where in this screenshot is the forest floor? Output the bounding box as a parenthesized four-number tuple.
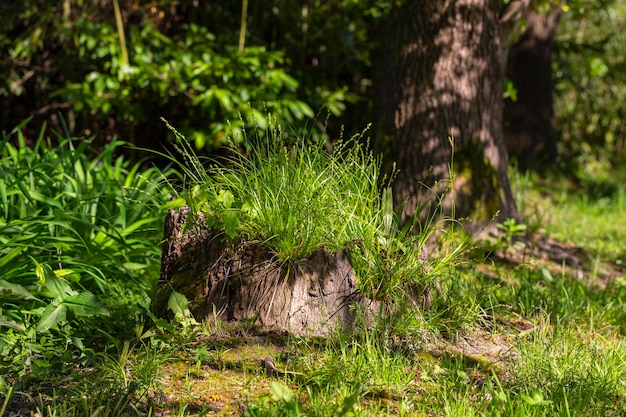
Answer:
(127, 176, 626, 416)
(3, 170, 626, 417)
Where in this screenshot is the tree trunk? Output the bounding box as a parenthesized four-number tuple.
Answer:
(152, 206, 380, 337)
(503, 7, 562, 171)
(377, 0, 520, 228)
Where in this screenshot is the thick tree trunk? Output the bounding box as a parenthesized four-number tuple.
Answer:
(152, 206, 380, 337)
(377, 0, 520, 228)
(503, 7, 562, 171)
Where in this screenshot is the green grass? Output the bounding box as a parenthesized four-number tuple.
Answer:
(546, 189, 626, 263)
(512, 168, 626, 264)
(3, 120, 626, 416)
(163, 118, 446, 301)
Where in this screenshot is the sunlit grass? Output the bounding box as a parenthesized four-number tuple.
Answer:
(4, 120, 626, 416)
(163, 118, 446, 301)
(511, 168, 626, 264)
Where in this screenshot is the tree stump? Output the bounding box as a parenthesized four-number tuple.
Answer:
(152, 206, 381, 337)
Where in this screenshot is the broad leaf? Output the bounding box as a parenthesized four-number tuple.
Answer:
(270, 381, 295, 403)
(38, 263, 76, 299)
(37, 301, 67, 332)
(0, 279, 39, 301)
(0, 315, 24, 332)
(0, 247, 24, 270)
(167, 290, 189, 320)
(64, 292, 110, 317)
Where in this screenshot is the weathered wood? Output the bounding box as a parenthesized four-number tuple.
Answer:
(152, 207, 381, 337)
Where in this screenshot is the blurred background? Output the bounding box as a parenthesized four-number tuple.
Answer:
(1, 0, 624, 186)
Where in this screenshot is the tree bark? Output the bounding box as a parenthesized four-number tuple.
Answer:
(503, 7, 562, 171)
(377, 0, 520, 229)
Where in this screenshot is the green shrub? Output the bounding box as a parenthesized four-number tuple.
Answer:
(0, 121, 174, 380)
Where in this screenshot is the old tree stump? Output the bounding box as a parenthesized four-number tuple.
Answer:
(151, 206, 381, 337)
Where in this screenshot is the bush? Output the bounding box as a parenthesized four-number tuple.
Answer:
(0, 122, 174, 381)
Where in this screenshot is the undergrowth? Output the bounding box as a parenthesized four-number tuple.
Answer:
(0, 121, 175, 402)
(2, 118, 626, 416)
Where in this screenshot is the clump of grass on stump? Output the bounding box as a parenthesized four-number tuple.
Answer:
(163, 117, 439, 303)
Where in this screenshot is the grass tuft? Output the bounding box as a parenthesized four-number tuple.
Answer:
(163, 117, 446, 301)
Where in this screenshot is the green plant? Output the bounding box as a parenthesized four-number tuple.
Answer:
(167, 291, 201, 335)
(4, 146, 626, 416)
(0, 121, 174, 382)
(2, 337, 170, 417)
(62, 20, 323, 149)
(2, 1, 368, 152)
(163, 119, 436, 302)
(497, 218, 527, 250)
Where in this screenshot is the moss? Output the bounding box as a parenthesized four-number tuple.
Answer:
(453, 144, 502, 221)
(152, 343, 283, 415)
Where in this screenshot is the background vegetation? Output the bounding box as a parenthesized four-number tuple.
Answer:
(1, 0, 377, 150)
(554, 0, 626, 185)
(2, 1, 625, 171)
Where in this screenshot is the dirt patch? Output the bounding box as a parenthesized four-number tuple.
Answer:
(428, 330, 520, 373)
(483, 232, 625, 289)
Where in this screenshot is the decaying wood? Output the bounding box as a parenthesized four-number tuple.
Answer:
(152, 206, 381, 337)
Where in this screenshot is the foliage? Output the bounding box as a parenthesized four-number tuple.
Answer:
(60, 20, 316, 148)
(2, 0, 625, 175)
(0, 0, 375, 151)
(0, 122, 174, 382)
(511, 167, 626, 264)
(1, 337, 170, 417)
(246, 381, 309, 417)
(554, 0, 626, 170)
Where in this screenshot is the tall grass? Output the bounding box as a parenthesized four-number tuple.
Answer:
(163, 118, 444, 301)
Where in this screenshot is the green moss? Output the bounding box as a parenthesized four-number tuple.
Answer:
(151, 270, 206, 319)
(453, 144, 502, 220)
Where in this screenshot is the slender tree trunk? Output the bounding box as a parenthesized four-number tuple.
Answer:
(504, 7, 562, 171)
(377, 0, 520, 229)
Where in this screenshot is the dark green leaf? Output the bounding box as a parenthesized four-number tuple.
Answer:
(0, 279, 39, 301)
(64, 292, 110, 317)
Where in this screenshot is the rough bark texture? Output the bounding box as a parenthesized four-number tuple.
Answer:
(152, 206, 380, 337)
(377, 0, 520, 228)
(504, 7, 562, 171)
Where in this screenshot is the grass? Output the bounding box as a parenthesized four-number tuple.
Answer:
(162, 118, 446, 301)
(2, 121, 626, 416)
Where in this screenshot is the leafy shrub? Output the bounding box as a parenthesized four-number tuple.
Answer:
(61, 21, 317, 149)
(2, 2, 358, 151)
(0, 122, 174, 380)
